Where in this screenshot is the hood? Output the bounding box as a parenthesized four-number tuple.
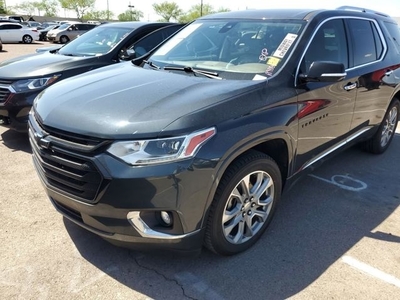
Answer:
(0, 53, 93, 78)
(34, 63, 261, 139)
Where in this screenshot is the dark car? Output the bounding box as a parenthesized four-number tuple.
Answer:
(0, 21, 184, 131)
(29, 7, 400, 256)
(38, 24, 59, 41)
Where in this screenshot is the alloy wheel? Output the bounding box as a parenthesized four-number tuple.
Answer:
(380, 105, 398, 147)
(222, 170, 274, 244)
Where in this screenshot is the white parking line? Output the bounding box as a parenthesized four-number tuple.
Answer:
(342, 256, 400, 288)
(309, 174, 367, 191)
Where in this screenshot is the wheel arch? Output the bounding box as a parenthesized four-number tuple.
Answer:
(200, 131, 293, 229)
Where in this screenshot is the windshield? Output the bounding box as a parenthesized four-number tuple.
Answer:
(44, 25, 58, 31)
(58, 23, 72, 30)
(150, 19, 305, 80)
(58, 26, 133, 56)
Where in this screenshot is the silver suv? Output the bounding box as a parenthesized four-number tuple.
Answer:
(47, 22, 97, 43)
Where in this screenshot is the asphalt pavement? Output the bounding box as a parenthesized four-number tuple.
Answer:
(0, 42, 399, 300)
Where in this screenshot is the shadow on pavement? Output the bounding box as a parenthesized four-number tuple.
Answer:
(63, 135, 400, 300)
(1, 129, 31, 153)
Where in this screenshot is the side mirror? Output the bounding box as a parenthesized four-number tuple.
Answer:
(299, 61, 346, 82)
(120, 48, 136, 61)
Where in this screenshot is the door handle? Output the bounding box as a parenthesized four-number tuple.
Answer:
(344, 82, 357, 91)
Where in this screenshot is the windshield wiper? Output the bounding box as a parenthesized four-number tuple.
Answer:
(163, 66, 221, 80)
(143, 60, 161, 69)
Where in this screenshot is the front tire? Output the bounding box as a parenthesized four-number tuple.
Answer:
(59, 35, 70, 44)
(22, 35, 33, 44)
(362, 99, 399, 154)
(204, 150, 282, 255)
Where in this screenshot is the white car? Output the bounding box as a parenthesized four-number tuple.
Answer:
(0, 22, 39, 43)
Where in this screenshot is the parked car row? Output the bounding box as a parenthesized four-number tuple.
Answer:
(0, 21, 184, 131)
(0, 19, 99, 44)
(1, 8, 400, 256)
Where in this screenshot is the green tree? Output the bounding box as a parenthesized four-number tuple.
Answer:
(13, 0, 59, 17)
(11, 1, 37, 16)
(178, 4, 229, 23)
(118, 9, 143, 21)
(152, 1, 182, 22)
(83, 10, 114, 20)
(36, 0, 59, 17)
(58, 0, 96, 19)
(82, 10, 114, 20)
(0, 0, 7, 14)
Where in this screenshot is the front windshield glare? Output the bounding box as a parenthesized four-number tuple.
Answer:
(58, 26, 132, 56)
(58, 23, 71, 30)
(150, 19, 304, 80)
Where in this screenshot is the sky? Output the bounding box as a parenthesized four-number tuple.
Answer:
(4, 0, 400, 20)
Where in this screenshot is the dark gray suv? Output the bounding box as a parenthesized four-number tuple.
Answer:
(29, 7, 400, 255)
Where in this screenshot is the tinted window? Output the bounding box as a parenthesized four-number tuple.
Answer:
(75, 24, 85, 30)
(2, 24, 21, 30)
(371, 24, 383, 58)
(384, 22, 400, 54)
(76, 24, 94, 30)
(133, 25, 182, 55)
(348, 19, 382, 66)
(302, 19, 348, 72)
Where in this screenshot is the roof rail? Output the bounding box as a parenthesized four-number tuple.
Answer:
(336, 6, 389, 17)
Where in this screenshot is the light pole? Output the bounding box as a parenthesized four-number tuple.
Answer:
(106, 0, 109, 20)
(200, 0, 203, 16)
(128, 2, 135, 21)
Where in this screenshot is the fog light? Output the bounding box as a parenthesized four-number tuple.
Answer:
(160, 211, 173, 227)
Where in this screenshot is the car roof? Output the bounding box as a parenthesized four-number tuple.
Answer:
(0, 22, 21, 25)
(199, 7, 393, 21)
(199, 9, 320, 20)
(99, 21, 175, 29)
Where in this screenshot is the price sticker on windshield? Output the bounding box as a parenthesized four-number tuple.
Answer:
(273, 33, 298, 58)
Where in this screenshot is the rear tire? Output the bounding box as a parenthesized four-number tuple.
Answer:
(204, 150, 282, 255)
(362, 99, 399, 154)
(22, 35, 33, 44)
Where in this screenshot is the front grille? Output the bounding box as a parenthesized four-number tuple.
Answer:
(29, 114, 110, 203)
(0, 87, 11, 104)
(0, 79, 14, 85)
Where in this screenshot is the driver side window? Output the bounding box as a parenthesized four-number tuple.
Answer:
(302, 19, 348, 73)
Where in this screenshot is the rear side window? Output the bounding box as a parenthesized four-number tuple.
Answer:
(133, 25, 183, 55)
(348, 19, 383, 66)
(384, 22, 400, 54)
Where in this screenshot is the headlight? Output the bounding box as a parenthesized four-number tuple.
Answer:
(107, 127, 216, 165)
(11, 75, 61, 92)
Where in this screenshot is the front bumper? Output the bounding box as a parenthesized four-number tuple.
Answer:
(29, 114, 218, 253)
(47, 36, 59, 43)
(0, 90, 39, 132)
